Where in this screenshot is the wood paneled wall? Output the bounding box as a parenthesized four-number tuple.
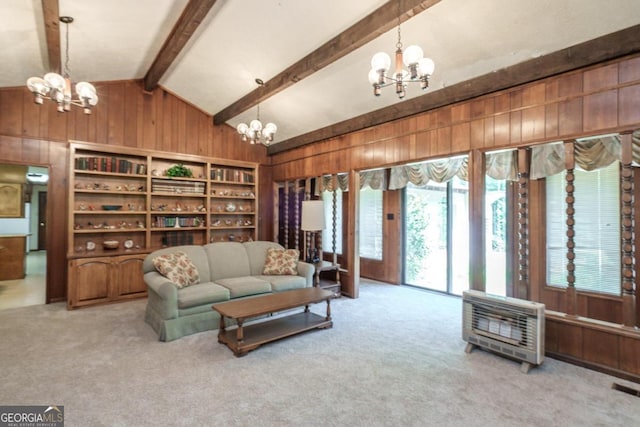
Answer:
(0, 80, 268, 302)
(270, 54, 640, 380)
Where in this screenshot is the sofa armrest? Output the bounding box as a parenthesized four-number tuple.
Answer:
(144, 271, 179, 319)
(296, 261, 314, 287)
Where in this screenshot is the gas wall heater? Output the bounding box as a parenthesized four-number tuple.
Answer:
(462, 290, 545, 373)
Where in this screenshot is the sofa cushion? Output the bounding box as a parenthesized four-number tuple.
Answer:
(243, 241, 286, 276)
(215, 276, 272, 298)
(205, 242, 251, 280)
(259, 275, 308, 292)
(143, 245, 211, 282)
(177, 282, 230, 309)
(153, 251, 200, 288)
(262, 248, 299, 275)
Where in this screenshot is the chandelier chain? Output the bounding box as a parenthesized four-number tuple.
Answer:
(396, 2, 402, 49)
(64, 20, 70, 77)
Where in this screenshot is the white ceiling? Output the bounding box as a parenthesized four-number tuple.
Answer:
(2, 0, 640, 145)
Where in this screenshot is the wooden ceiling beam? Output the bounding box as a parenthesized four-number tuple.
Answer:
(268, 24, 640, 155)
(143, 0, 218, 92)
(41, 0, 61, 73)
(213, 0, 441, 125)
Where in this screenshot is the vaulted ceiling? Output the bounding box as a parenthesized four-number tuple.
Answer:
(2, 0, 640, 154)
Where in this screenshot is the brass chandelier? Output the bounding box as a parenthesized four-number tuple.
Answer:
(368, 11, 434, 99)
(26, 16, 98, 114)
(236, 79, 277, 146)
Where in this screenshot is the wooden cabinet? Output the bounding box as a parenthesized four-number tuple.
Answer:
(67, 141, 259, 308)
(0, 235, 27, 280)
(68, 254, 147, 308)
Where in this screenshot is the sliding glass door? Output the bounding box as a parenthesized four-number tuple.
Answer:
(404, 177, 469, 294)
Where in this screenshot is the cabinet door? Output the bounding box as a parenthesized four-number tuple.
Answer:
(69, 258, 112, 307)
(114, 255, 147, 298)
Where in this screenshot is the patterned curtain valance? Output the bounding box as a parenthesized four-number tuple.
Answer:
(321, 173, 349, 192)
(530, 135, 628, 179)
(360, 169, 387, 190)
(388, 156, 468, 190)
(485, 150, 518, 181)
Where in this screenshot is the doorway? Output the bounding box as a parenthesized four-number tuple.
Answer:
(0, 165, 48, 310)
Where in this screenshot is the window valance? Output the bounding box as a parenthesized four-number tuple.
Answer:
(388, 156, 468, 190)
(360, 169, 386, 190)
(485, 150, 518, 181)
(530, 135, 624, 179)
(321, 173, 349, 192)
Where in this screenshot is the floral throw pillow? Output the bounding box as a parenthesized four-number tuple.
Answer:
(262, 248, 299, 275)
(152, 251, 200, 288)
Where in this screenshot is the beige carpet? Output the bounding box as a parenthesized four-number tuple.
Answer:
(1, 282, 638, 426)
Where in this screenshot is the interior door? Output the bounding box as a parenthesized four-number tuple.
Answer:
(38, 191, 47, 250)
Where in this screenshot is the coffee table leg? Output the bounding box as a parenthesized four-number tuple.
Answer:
(236, 318, 245, 343)
(325, 298, 331, 321)
(218, 315, 226, 343)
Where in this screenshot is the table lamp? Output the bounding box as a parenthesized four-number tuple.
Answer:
(300, 200, 325, 263)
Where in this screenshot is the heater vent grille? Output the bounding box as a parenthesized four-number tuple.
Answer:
(462, 290, 545, 373)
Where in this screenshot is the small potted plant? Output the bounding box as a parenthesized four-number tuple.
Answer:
(166, 164, 193, 178)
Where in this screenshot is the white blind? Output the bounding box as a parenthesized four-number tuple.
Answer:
(359, 188, 383, 260)
(545, 163, 621, 295)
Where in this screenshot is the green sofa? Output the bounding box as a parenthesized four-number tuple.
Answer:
(143, 241, 314, 341)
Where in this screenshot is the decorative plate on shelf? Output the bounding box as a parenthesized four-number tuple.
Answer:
(225, 202, 236, 212)
(124, 239, 134, 249)
(86, 241, 96, 251)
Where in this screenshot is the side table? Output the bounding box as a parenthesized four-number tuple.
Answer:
(313, 260, 341, 297)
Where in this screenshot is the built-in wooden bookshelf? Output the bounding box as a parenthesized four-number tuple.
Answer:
(67, 141, 259, 308)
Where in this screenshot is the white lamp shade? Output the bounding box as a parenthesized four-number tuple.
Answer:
(44, 72, 65, 91)
(75, 81, 96, 98)
(27, 77, 50, 95)
(301, 200, 326, 231)
(371, 52, 391, 72)
(237, 123, 249, 134)
(403, 45, 424, 66)
(264, 122, 277, 135)
(249, 119, 263, 131)
(368, 68, 381, 85)
(418, 57, 435, 76)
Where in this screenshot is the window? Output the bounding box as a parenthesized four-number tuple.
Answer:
(359, 187, 383, 260)
(546, 162, 621, 295)
(485, 176, 507, 296)
(322, 189, 343, 255)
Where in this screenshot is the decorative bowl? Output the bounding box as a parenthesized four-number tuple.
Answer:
(103, 240, 119, 249)
(102, 205, 122, 211)
(225, 202, 236, 212)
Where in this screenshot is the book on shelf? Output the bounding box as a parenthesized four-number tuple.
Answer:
(75, 156, 146, 175)
(210, 168, 254, 183)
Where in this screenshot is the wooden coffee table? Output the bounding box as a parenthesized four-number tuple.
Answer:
(212, 287, 334, 357)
